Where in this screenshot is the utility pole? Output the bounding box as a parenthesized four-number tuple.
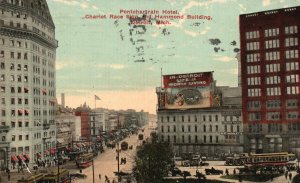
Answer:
(57, 141, 60, 183)
(92, 159, 95, 183)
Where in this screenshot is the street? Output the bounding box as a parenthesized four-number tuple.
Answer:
(75, 126, 151, 183)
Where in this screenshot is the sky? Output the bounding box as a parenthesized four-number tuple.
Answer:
(47, 0, 300, 114)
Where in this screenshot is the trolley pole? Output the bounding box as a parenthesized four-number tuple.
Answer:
(117, 113, 120, 182)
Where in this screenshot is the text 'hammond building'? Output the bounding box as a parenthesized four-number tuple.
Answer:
(0, 0, 57, 169)
(240, 6, 300, 155)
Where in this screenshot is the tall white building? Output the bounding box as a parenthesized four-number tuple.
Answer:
(0, 0, 57, 169)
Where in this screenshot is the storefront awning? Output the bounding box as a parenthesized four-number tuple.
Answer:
(18, 154, 26, 161)
(24, 154, 30, 160)
(11, 155, 19, 162)
(44, 150, 49, 156)
(50, 148, 56, 154)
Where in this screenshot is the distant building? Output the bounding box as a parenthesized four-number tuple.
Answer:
(75, 103, 91, 140)
(240, 6, 300, 155)
(0, 0, 58, 169)
(156, 72, 243, 156)
(56, 106, 80, 148)
(90, 108, 109, 141)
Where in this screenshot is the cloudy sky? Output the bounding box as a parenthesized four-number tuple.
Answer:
(47, 0, 300, 114)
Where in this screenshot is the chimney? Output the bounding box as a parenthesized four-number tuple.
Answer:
(61, 93, 65, 107)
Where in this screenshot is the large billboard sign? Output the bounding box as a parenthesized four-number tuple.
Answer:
(163, 72, 213, 109)
(163, 72, 213, 88)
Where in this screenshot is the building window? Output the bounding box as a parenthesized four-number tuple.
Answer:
(287, 112, 298, 120)
(247, 65, 260, 74)
(188, 116, 190, 122)
(285, 37, 298, 47)
(237, 125, 240, 132)
(203, 135, 206, 143)
(182, 135, 185, 143)
(195, 115, 197, 122)
(225, 125, 227, 132)
(215, 125, 218, 132)
(286, 62, 299, 71)
(248, 112, 261, 121)
(246, 30, 259, 39)
(181, 125, 184, 132)
(173, 116, 176, 122)
(19, 135, 22, 141)
(266, 63, 280, 73)
(209, 136, 212, 143)
(286, 99, 299, 109)
(266, 87, 281, 96)
(247, 101, 261, 109)
(188, 135, 191, 143)
(286, 74, 299, 83)
(287, 86, 299, 95)
(265, 39, 279, 49)
(195, 125, 197, 132)
(188, 125, 191, 132)
(246, 53, 260, 63)
(12, 135, 15, 141)
(216, 136, 219, 143)
(247, 88, 261, 97)
(167, 126, 170, 132)
(161, 117, 163, 123)
(203, 125, 206, 132)
(161, 126, 164, 132)
(181, 116, 184, 122)
(266, 76, 281, 85)
(215, 115, 218, 121)
(265, 51, 280, 61)
(266, 100, 281, 109)
(285, 25, 298, 34)
(195, 135, 198, 143)
(167, 116, 169, 122)
(247, 77, 261, 85)
(264, 28, 279, 37)
(203, 115, 206, 121)
(267, 112, 281, 120)
(246, 42, 260, 50)
(167, 135, 170, 143)
(173, 135, 176, 143)
(285, 50, 299, 59)
(173, 125, 176, 132)
(209, 125, 212, 132)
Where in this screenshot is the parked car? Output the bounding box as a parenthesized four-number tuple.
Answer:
(171, 167, 182, 176)
(205, 168, 223, 175)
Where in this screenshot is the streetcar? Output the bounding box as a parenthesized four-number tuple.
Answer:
(76, 152, 94, 169)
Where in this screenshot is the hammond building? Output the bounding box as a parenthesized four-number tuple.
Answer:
(0, 0, 57, 169)
(240, 6, 300, 155)
(156, 72, 243, 156)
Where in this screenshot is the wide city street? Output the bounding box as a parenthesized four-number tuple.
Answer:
(75, 126, 151, 183)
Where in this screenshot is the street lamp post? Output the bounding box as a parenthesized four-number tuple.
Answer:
(57, 142, 60, 183)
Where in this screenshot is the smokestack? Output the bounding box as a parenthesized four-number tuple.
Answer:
(61, 93, 65, 107)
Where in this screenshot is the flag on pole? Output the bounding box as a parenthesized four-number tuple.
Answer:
(95, 95, 101, 100)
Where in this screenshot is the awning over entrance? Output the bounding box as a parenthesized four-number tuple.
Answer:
(25, 154, 30, 161)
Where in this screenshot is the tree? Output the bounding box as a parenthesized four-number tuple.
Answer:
(132, 140, 174, 183)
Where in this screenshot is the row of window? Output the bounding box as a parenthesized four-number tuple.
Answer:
(246, 38, 298, 51)
(161, 134, 220, 144)
(248, 123, 300, 133)
(247, 99, 299, 109)
(160, 115, 240, 123)
(248, 111, 299, 121)
(247, 62, 299, 74)
(11, 146, 30, 154)
(248, 86, 299, 97)
(246, 49, 298, 62)
(0, 109, 56, 117)
(245, 26, 298, 40)
(161, 124, 241, 133)
(12, 134, 29, 141)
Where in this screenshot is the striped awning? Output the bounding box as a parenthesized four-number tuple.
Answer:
(18, 154, 26, 161)
(11, 155, 19, 162)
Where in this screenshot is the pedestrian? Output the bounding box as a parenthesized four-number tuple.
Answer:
(99, 173, 101, 180)
(285, 171, 288, 179)
(233, 168, 236, 175)
(225, 168, 229, 176)
(289, 172, 292, 180)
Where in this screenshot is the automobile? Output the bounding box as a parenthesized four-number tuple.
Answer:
(70, 173, 87, 179)
(182, 171, 191, 177)
(200, 161, 209, 166)
(171, 167, 182, 176)
(205, 168, 223, 175)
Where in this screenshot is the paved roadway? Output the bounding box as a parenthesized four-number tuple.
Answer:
(75, 126, 151, 183)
